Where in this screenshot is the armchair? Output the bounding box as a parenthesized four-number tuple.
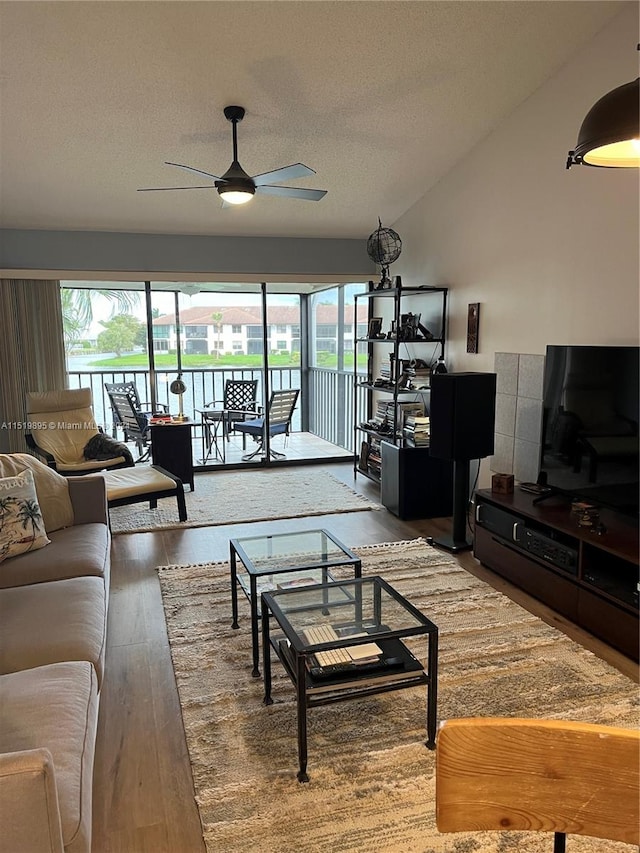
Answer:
(231, 388, 299, 460)
(25, 388, 133, 475)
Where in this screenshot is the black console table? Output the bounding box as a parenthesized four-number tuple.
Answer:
(150, 421, 194, 490)
(473, 489, 639, 660)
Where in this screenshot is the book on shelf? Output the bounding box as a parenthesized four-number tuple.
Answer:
(404, 415, 431, 446)
(358, 441, 369, 471)
(305, 665, 426, 695)
(302, 626, 383, 666)
(393, 401, 425, 423)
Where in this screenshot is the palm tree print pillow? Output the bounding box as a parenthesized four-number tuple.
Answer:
(0, 469, 50, 563)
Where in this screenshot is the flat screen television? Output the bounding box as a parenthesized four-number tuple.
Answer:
(540, 345, 639, 518)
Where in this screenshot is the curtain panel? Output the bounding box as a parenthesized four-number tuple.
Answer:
(0, 279, 67, 453)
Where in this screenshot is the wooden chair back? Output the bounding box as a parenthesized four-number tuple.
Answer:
(436, 717, 639, 849)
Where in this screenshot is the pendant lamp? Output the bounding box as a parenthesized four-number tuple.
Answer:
(567, 48, 640, 169)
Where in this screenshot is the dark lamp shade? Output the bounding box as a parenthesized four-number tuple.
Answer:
(568, 77, 640, 168)
(169, 378, 187, 395)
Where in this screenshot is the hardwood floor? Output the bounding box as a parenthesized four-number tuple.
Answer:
(93, 461, 637, 853)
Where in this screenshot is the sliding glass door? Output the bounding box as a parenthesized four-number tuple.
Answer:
(61, 279, 359, 469)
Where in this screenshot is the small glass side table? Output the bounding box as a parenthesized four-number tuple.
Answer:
(197, 408, 226, 463)
(261, 575, 438, 782)
(229, 529, 362, 677)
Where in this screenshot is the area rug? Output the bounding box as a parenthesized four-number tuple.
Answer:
(109, 468, 380, 533)
(157, 538, 638, 853)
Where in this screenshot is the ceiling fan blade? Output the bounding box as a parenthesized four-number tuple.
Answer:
(137, 185, 218, 192)
(164, 161, 223, 181)
(252, 163, 315, 186)
(255, 184, 327, 201)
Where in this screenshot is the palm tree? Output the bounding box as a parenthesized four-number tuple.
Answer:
(61, 287, 140, 354)
(211, 311, 223, 359)
(16, 498, 44, 546)
(0, 495, 17, 532)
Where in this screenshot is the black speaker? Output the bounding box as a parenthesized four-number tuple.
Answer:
(429, 372, 497, 461)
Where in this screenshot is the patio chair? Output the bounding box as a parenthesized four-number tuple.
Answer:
(104, 387, 154, 462)
(25, 388, 134, 475)
(209, 379, 261, 439)
(104, 381, 167, 439)
(231, 389, 299, 460)
(436, 717, 639, 852)
(199, 379, 260, 460)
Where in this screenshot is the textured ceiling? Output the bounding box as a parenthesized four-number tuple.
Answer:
(0, 1, 623, 239)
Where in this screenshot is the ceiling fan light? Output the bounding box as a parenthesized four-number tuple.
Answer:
(567, 76, 640, 168)
(218, 188, 255, 205)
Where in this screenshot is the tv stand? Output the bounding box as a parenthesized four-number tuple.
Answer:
(473, 489, 639, 661)
(531, 485, 565, 506)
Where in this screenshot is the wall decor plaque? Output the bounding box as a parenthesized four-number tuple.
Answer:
(467, 303, 480, 353)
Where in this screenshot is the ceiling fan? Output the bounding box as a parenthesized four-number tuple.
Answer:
(138, 105, 327, 205)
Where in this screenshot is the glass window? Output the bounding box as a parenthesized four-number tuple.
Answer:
(61, 282, 149, 432)
(232, 324, 242, 334)
(309, 283, 367, 370)
(185, 325, 208, 338)
(316, 324, 336, 338)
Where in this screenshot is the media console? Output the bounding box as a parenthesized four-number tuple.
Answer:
(473, 488, 639, 661)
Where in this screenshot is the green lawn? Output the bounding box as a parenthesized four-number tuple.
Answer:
(90, 352, 366, 369)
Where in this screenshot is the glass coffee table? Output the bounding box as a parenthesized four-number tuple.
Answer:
(229, 529, 362, 677)
(261, 575, 438, 782)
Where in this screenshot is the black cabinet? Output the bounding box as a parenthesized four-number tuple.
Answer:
(150, 422, 194, 490)
(474, 489, 639, 660)
(381, 442, 453, 519)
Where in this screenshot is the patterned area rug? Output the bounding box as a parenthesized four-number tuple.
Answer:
(109, 468, 380, 533)
(157, 538, 638, 853)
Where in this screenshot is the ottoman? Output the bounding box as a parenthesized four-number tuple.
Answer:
(102, 464, 187, 522)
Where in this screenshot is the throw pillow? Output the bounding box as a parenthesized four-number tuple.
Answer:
(0, 453, 74, 532)
(0, 469, 51, 564)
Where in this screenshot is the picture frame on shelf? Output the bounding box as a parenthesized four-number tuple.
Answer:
(368, 318, 384, 339)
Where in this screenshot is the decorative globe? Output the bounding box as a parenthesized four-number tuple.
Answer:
(367, 221, 402, 267)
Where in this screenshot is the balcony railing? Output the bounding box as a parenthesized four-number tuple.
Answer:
(66, 365, 364, 454)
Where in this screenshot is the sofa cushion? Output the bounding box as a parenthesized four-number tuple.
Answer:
(0, 469, 50, 563)
(0, 576, 107, 686)
(0, 453, 74, 533)
(0, 523, 110, 589)
(0, 661, 98, 853)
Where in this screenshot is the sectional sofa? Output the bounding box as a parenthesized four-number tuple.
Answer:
(0, 453, 110, 853)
